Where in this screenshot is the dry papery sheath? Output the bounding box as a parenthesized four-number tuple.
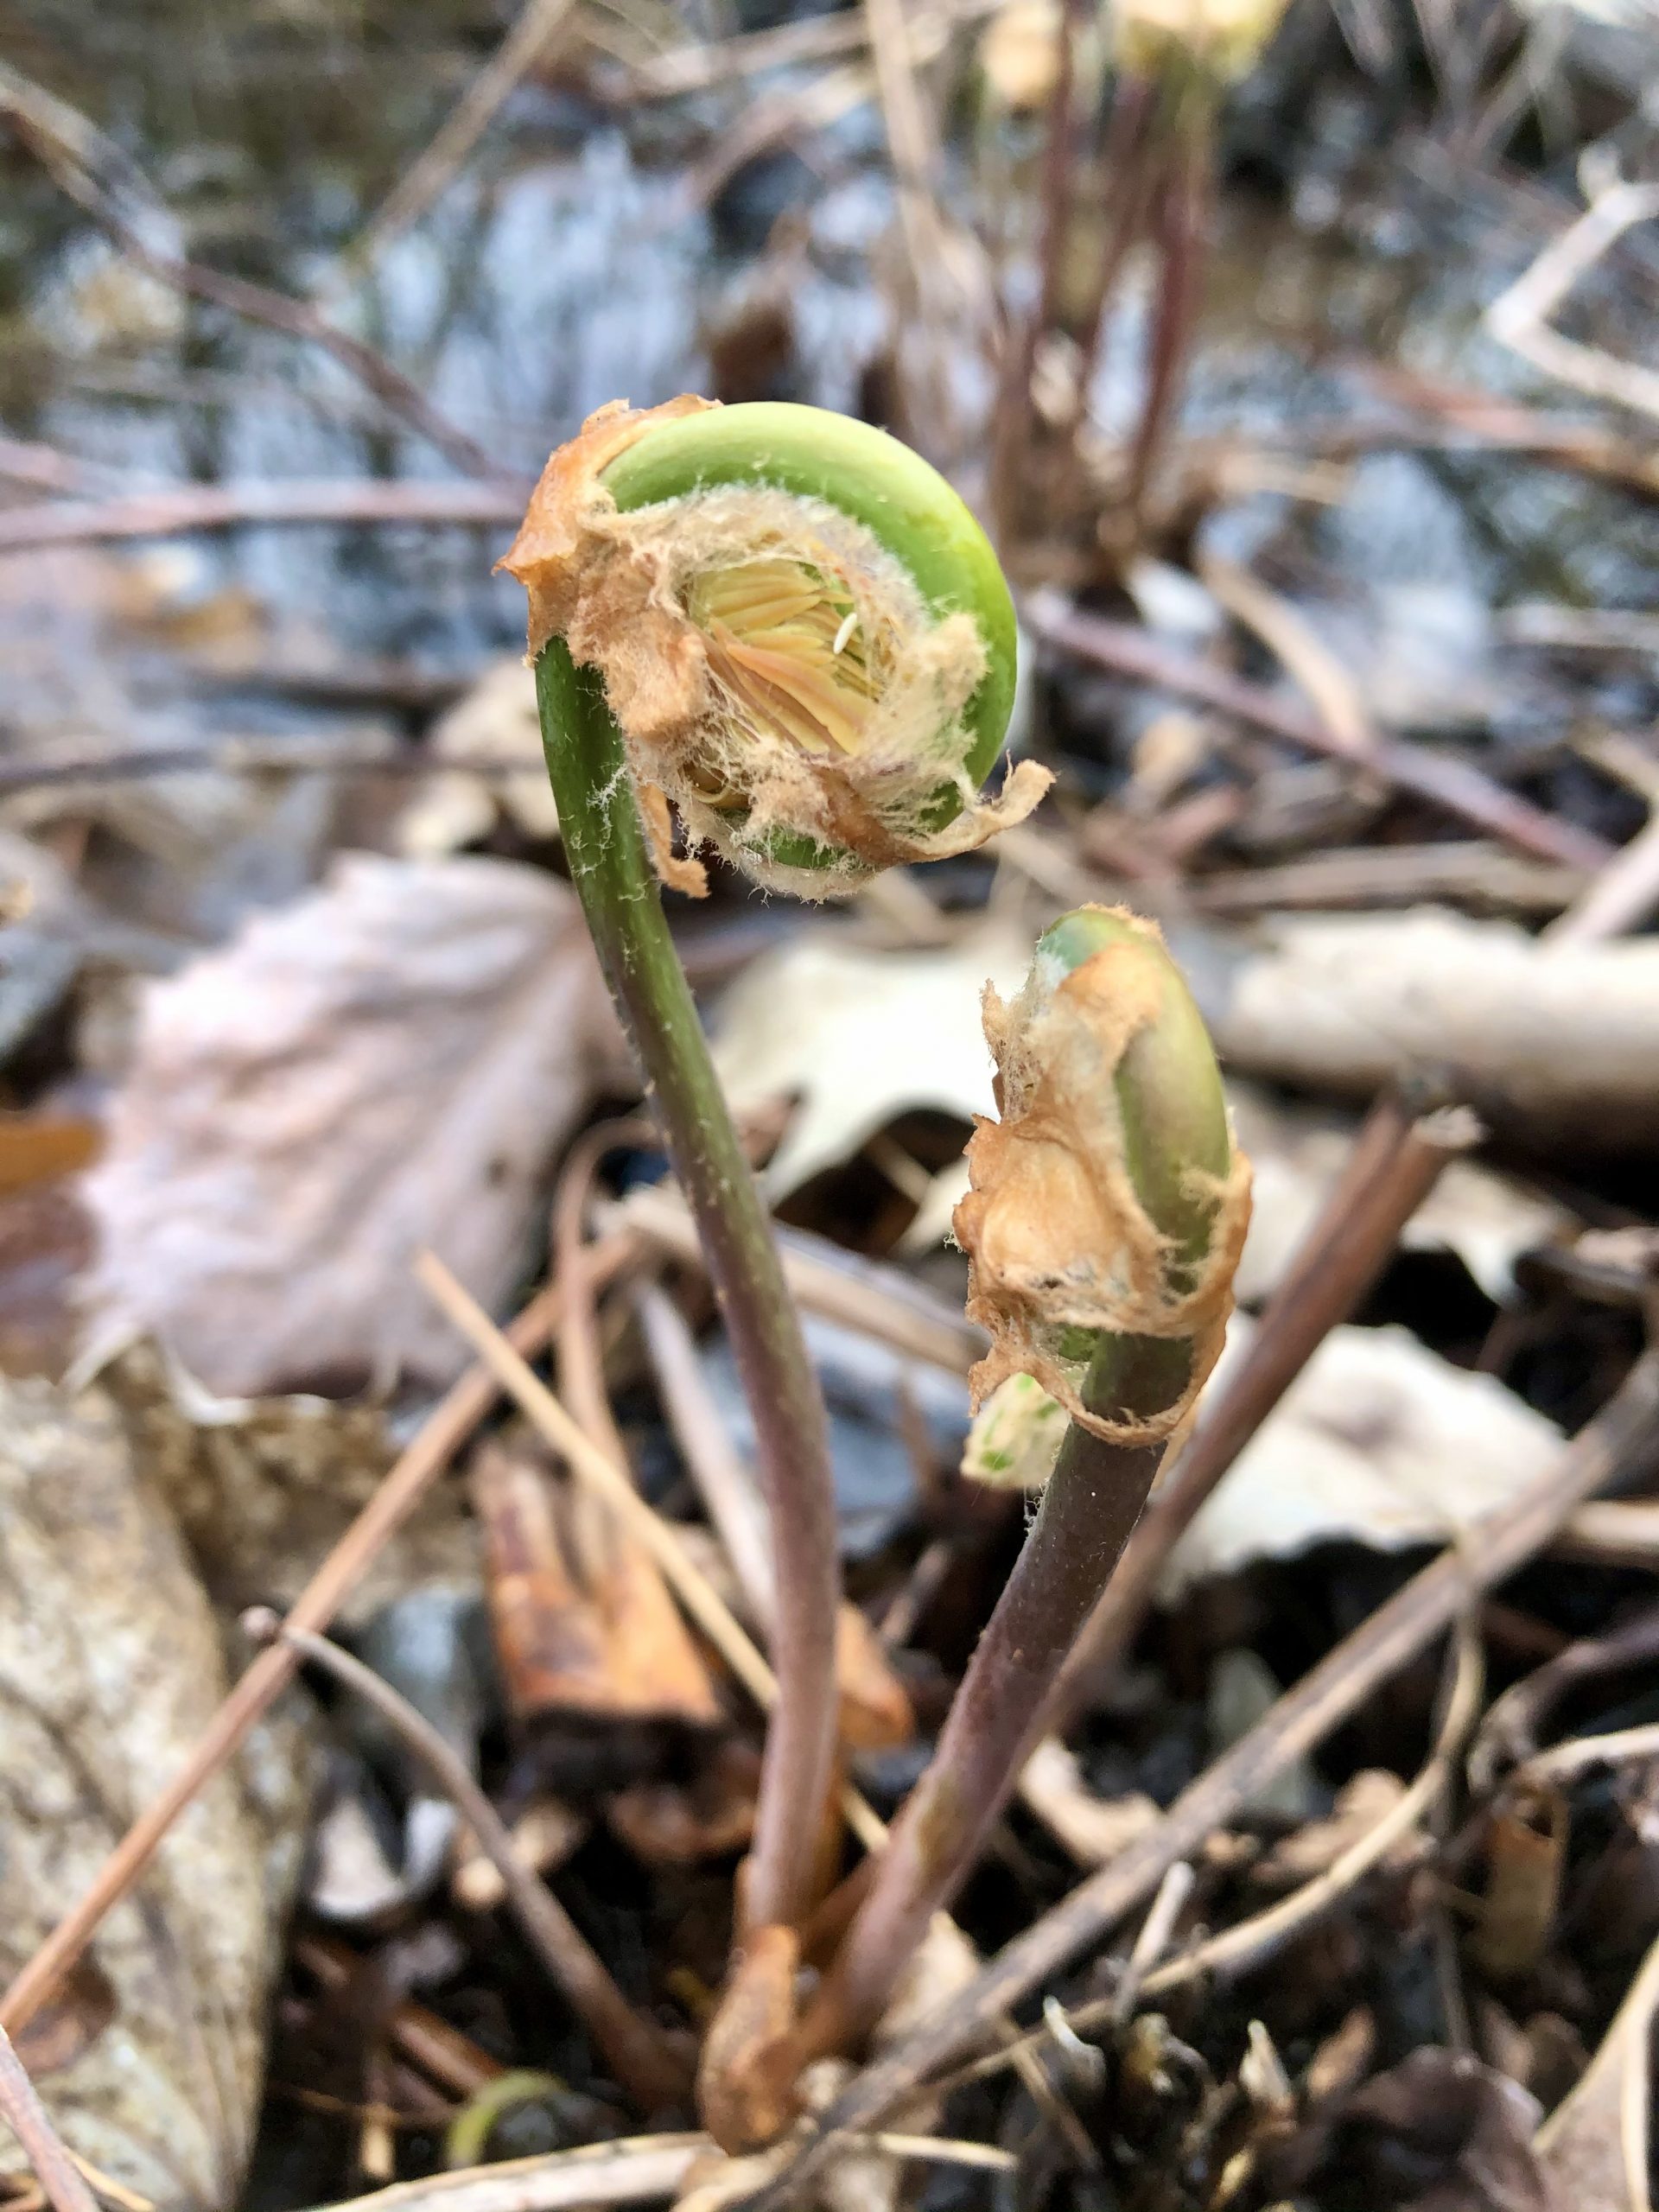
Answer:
(956, 906, 1252, 1449)
(499, 397, 1049, 896)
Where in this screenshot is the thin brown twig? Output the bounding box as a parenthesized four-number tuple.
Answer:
(0, 2028, 98, 2212)
(331, 0, 578, 278)
(1516, 1719, 1659, 1789)
(0, 742, 539, 800)
(255, 1621, 690, 2112)
(0, 1241, 637, 2039)
(956, 1624, 1484, 2098)
(601, 1185, 983, 1380)
(1138, 1618, 1484, 1996)
(544, 1124, 721, 1705)
(756, 1350, 1659, 2208)
(632, 1280, 777, 1629)
(1021, 588, 1615, 871)
(862, 0, 945, 306)
(1108, 1861, 1196, 2027)
(1063, 73, 1157, 438)
(0, 480, 530, 552)
(1467, 1599, 1659, 1793)
(0, 435, 115, 496)
(0, 64, 503, 481)
(1198, 552, 1376, 759)
(680, 64, 873, 212)
(1126, 114, 1211, 522)
(415, 1249, 889, 1859)
(988, 0, 1085, 541)
(423, 1257, 1083, 2150)
(551, 1123, 656, 1461)
(301, 2133, 708, 2212)
(292, 2121, 1018, 2212)
(296, 1937, 504, 2099)
(1486, 177, 1659, 424)
(1334, 363, 1659, 499)
(421, 1254, 777, 1709)
(1192, 842, 1585, 918)
(608, 0, 1001, 99)
(1547, 806, 1659, 946)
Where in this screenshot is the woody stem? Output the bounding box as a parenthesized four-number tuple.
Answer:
(803, 1332, 1183, 2050)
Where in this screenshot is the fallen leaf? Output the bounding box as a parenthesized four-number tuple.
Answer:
(711, 924, 1029, 1203)
(607, 1741, 761, 1866)
(79, 853, 614, 1396)
(0, 1376, 313, 2209)
(1160, 1320, 1564, 1599)
(1471, 1785, 1567, 1982)
(1535, 1926, 1659, 2212)
(395, 657, 557, 858)
(1261, 2048, 1561, 2210)
(1229, 1083, 1567, 1307)
(709, 932, 1558, 1302)
(830, 1605, 915, 1754)
(472, 1438, 720, 1726)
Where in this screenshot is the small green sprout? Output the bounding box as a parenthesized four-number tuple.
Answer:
(802, 906, 1250, 2056)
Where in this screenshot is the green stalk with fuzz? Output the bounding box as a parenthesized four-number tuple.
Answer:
(504, 398, 1033, 1937)
(804, 906, 1249, 2050)
(534, 641, 838, 1933)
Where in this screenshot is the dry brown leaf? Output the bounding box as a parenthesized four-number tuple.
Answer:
(1262, 2048, 1561, 2211)
(79, 853, 616, 1396)
(830, 1605, 914, 1754)
(1472, 1786, 1568, 1983)
(607, 1741, 761, 1866)
(1536, 1927, 1659, 2211)
(1204, 910, 1659, 1153)
(473, 1438, 721, 1727)
(394, 657, 557, 857)
(1161, 1320, 1563, 1599)
(0, 1376, 312, 2209)
(1229, 1083, 1567, 1308)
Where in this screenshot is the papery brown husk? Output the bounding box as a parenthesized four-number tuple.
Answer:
(954, 922, 1252, 1448)
(498, 397, 1049, 896)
